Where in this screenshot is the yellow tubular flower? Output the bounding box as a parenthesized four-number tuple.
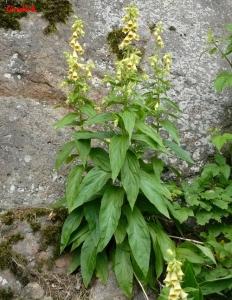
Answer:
(164, 250, 188, 300)
(119, 4, 139, 50)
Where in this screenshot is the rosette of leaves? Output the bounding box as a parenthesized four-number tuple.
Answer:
(54, 5, 203, 299)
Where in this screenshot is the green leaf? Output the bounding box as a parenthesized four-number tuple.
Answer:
(55, 140, 76, 169)
(212, 133, 232, 151)
(157, 287, 170, 300)
(194, 244, 216, 264)
(214, 71, 232, 92)
(80, 103, 96, 117)
(114, 216, 127, 244)
(74, 131, 113, 140)
(70, 168, 110, 211)
(71, 226, 89, 251)
(114, 241, 133, 298)
(164, 140, 194, 164)
(200, 275, 232, 295)
(75, 139, 90, 165)
(89, 148, 111, 172)
(84, 112, 114, 125)
(125, 206, 151, 277)
(220, 164, 230, 180)
(121, 151, 140, 209)
(98, 186, 124, 251)
(136, 121, 164, 148)
(160, 120, 180, 144)
(60, 209, 83, 253)
(54, 112, 79, 129)
(150, 224, 175, 262)
(109, 135, 129, 181)
(140, 171, 170, 218)
(167, 202, 194, 223)
(152, 158, 164, 177)
(183, 262, 203, 300)
(81, 233, 97, 287)
(132, 133, 161, 151)
(68, 249, 81, 274)
(120, 110, 136, 139)
(176, 247, 205, 264)
(96, 251, 108, 283)
(149, 226, 164, 278)
(66, 166, 84, 211)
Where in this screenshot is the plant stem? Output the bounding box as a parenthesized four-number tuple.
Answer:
(134, 273, 150, 300)
(214, 41, 232, 69)
(169, 235, 204, 245)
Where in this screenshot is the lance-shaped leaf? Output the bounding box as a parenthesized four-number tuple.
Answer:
(136, 121, 164, 148)
(109, 135, 129, 181)
(114, 241, 133, 298)
(98, 186, 124, 251)
(140, 171, 170, 218)
(84, 112, 114, 125)
(55, 140, 76, 170)
(66, 166, 84, 211)
(121, 151, 140, 209)
(160, 119, 180, 144)
(164, 140, 194, 164)
(125, 206, 151, 277)
(54, 112, 79, 129)
(89, 148, 111, 172)
(120, 110, 136, 139)
(60, 209, 83, 253)
(70, 168, 110, 211)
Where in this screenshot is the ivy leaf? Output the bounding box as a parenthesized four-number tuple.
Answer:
(89, 148, 111, 172)
(55, 140, 76, 169)
(66, 166, 84, 211)
(121, 151, 140, 209)
(164, 140, 194, 164)
(140, 171, 170, 218)
(160, 119, 180, 144)
(114, 241, 133, 298)
(60, 209, 83, 253)
(125, 206, 151, 277)
(54, 112, 79, 129)
(212, 133, 232, 151)
(98, 186, 124, 252)
(96, 251, 108, 283)
(214, 71, 232, 92)
(109, 135, 129, 181)
(120, 110, 136, 140)
(81, 232, 98, 287)
(70, 168, 110, 211)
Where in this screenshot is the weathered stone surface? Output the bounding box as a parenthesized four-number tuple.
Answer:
(89, 271, 127, 300)
(0, 208, 85, 300)
(0, 0, 232, 169)
(0, 96, 70, 210)
(22, 282, 45, 300)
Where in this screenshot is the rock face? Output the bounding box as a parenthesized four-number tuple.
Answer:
(0, 0, 232, 169)
(0, 96, 70, 210)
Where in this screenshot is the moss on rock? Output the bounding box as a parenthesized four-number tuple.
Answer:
(107, 28, 126, 59)
(0, 0, 72, 34)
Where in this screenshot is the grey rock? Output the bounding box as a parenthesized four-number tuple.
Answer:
(0, 96, 70, 209)
(89, 271, 127, 300)
(43, 297, 53, 300)
(0, 0, 231, 170)
(22, 282, 45, 299)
